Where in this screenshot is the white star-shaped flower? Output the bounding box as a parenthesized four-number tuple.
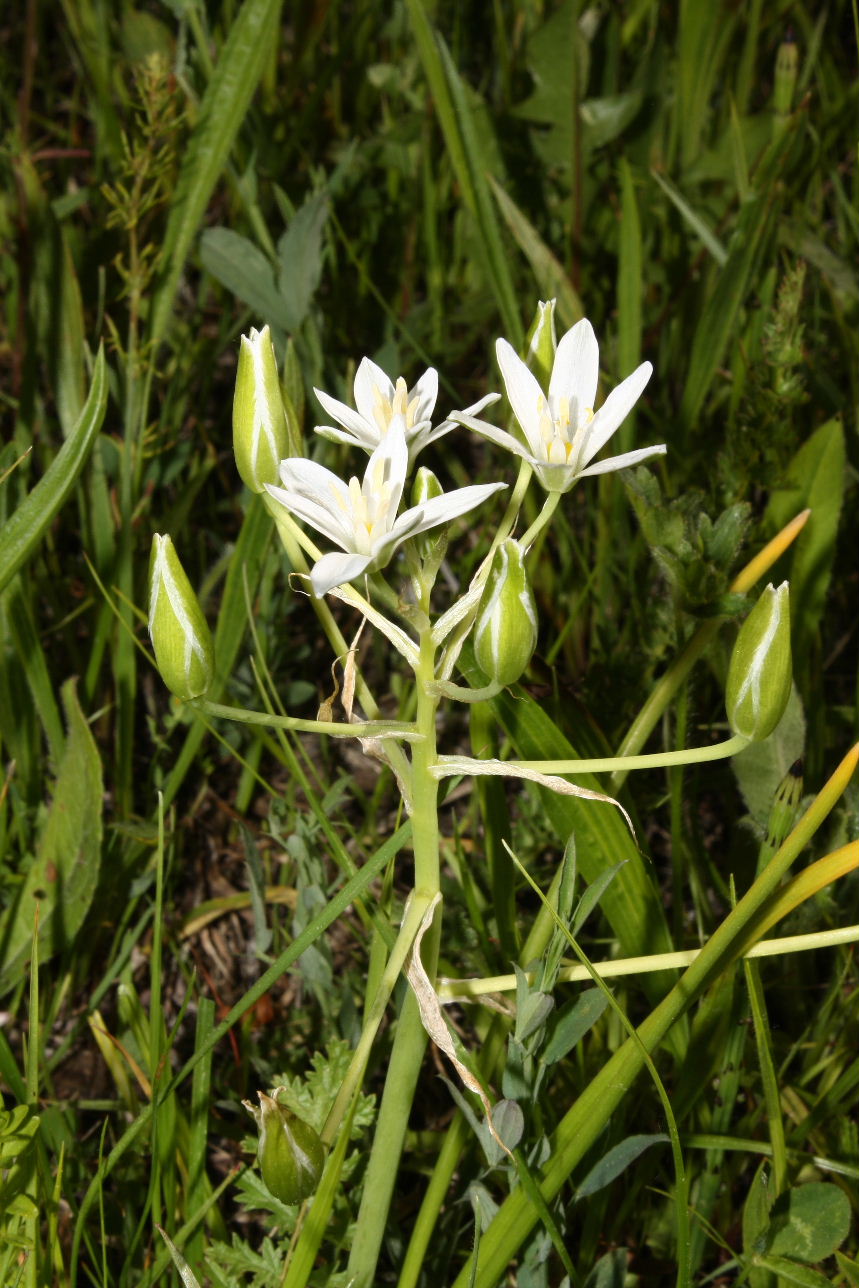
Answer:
(456, 319, 665, 493)
(314, 356, 499, 466)
(266, 418, 506, 596)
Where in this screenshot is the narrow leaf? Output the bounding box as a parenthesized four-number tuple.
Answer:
(0, 346, 107, 595)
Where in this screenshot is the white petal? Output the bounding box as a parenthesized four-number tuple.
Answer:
(278, 456, 350, 508)
(364, 417, 409, 516)
(353, 357, 394, 424)
(577, 442, 666, 478)
(266, 481, 355, 552)
(496, 339, 546, 453)
(580, 362, 653, 463)
(310, 551, 373, 597)
(550, 319, 599, 413)
(424, 392, 503, 451)
(408, 367, 439, 422)
(314, 424, 367, 450)
(313, 388, 376, 446)
(454, 411, 537, 465)
(389, 483, 507, 547)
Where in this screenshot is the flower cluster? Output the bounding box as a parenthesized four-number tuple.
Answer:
(233, 308, 661, 597)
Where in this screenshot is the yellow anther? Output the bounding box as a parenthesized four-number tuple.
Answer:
(392, 378, 409, 419)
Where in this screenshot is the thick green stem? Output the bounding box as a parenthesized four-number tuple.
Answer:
(346, 624, 442, 1288)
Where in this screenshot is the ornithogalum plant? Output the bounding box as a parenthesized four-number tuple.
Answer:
(147, 300, 857, 1288)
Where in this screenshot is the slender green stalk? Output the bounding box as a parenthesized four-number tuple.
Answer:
(442, 732, 749, 779)
(519, 490, 561, 549)
(437, 924, 859, 999)
(192, 698, 420, 741)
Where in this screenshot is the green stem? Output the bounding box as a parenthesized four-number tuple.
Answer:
(430, 678, 505, 703)
(519, 489, 561, 548)
(192, 698, 420, 742)
(436, 733, 750, 779)
(320, 893, 434, 1149)
(346, 621, 442, 1288)
(450, 742, 859, 1287)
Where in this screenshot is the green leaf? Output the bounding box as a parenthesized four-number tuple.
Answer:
(757, 1182, 851, 1263)
(572, 862, 628, 936)
(616, 159, 643, 453)
(404, 0, 521, 344)
(199, 228, 289, 330)
(732, 685, 805, 829)
(276, 190, 329, 331)
(542, 989, 610, 1065)
(764, 417, 846, 664)
(754, 1256, 840, 1287)
(0, 680, 103, 996)
(487, 176, 583, 330)
(580, 91, 643, 148)
(150, 0, 284, 348)
(473, 677, 681, 1022)
(835, 1251, 859, 1286)
(576, 1133, 669, 1200)
(0, 346, 107, 596)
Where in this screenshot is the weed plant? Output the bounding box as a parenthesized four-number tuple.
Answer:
(0, 2, 857, 1286)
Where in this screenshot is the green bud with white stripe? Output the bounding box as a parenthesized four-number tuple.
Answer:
(233, 325, 290, 493)
(243, 1090, 326, 1206)
(726, 581, 792, 741)
(148, 534, 214, 701)
(525, 298, 557, 390)
(473, 539, 538, 686)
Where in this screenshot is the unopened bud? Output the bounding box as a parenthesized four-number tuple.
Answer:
(243, 1090, 325, 1206)
(773, 38, 798, 121)
(233, 325, 290, 492)
(148, 534, 214, 700)
(726, 582, 792, 741)
(525, 299, 557, 390)
(474, 539, 538, 686)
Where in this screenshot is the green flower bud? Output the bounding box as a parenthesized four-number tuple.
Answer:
(726, 582, 792, 741)
(411, 466, 443, 507)
(773, 37, 798, 122)
(473, 539, 538, 686)
(233, 325, 290, 493)
(148, 534, 215, 700)
(243, 1090, 325, 1206)
(525, 299, 557, 390)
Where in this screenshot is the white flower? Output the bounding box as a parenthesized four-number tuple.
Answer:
(456, 319, 665, 493)
(266, 419, 506, 596)
(314, 356, 499, 465)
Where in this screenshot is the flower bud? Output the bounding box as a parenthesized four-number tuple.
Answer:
(243, 1090, 325, 1206)
(233, 325, 290, 492)
(411, 466, 443, 508)
(773, 37, 798, 121)
(148, 534, 214, 700)
(525, 299, 557, 390)
(726, 582, 792, 741)
(473, 539, 538, 686)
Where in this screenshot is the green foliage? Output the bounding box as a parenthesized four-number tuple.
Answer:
(0, 0, 856, 1284)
